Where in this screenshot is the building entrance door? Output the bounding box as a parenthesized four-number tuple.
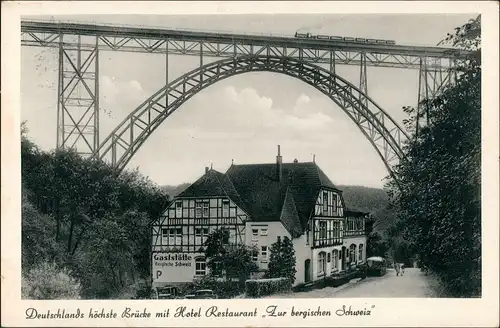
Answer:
(304, 259, 311, 283)
(341, 247, 347, 270)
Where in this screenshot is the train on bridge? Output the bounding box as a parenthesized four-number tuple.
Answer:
(295, 32, 396, 45)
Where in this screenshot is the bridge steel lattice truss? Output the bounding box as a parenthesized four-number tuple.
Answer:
(21, 21, 474, 176)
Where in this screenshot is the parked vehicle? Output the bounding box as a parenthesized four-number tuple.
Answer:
(155, 286, 181, 299)
(366, 256, 387, 276)
(356, 262, 368, 279)
(185, 289, 218, 299)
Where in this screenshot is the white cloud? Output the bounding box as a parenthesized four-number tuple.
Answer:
(101, 76, 146, 105)
(283, 111, 333, 130)
(101, 76, 120, 103)
(214, 86, 334, 134)
(128, 80, 144, 93)
(296, 93, 310, 105)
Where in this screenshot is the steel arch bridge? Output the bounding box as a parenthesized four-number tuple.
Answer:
(96, 56, 407, 174)
(21, 20, 474, 176)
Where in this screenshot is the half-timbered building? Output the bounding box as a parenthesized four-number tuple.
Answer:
(151, 146, 368, 288)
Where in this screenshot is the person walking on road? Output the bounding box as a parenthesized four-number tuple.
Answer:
(394, 262, 401, 276)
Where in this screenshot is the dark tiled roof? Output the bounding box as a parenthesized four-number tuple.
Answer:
(345, 208, 369, 216)
(226, 162, 339, 233)
(280, 188, 303, 238)
(175, 162, 340, 237)
(177, 169, 245, 209)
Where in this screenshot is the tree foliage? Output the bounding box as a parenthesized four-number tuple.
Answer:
(22, 262, 82, 300)
(366, 231, 388, 259)
(266, 236, 297, 284)
(204, 229, 258, 283)
(21, 126, 169, 299)
(21, 187, 63, 271)
(386, 16, 481, 297)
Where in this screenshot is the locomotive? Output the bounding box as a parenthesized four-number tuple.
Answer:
(294, 32, 396, 45)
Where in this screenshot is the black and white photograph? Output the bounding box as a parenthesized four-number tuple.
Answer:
(1, 1, 499, 327)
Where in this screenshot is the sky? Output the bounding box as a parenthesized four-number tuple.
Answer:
(21, 14, 474, 188)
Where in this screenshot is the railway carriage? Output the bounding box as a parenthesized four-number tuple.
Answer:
(294, 31, 396, 46)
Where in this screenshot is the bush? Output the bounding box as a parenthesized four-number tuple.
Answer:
(21, 188, 62, 272)
(266, 237, 297, 284)
(325, 273, 348, 287)
(245, 277, 291, 298)
(22, 262, 81, 300)
(133, 280, 155, 299)
(189, 275, 245, 299)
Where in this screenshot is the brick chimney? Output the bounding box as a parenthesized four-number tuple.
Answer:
(276, 145, 283, 182)
(205, 166, 209, 174)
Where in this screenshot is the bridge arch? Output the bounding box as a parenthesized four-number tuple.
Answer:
(93, 56, 409, 176)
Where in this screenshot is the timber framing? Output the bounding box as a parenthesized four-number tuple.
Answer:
(151, 196, 248, 253)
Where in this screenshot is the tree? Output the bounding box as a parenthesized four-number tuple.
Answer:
(71, 218, 136, 298)
(20, 124, 170, 299)
(204, 229, 258, 282)
(386, 16, 481, 297)
(21, 186, 62, 272)
(222, 244, 259, 283)
(204, 228, 229, 261)
(366, 231, 388, 258)
(266, 236, 297, 284)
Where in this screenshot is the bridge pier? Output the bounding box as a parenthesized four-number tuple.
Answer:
(358, 52, 368, 124)
(56, 34, 100, 157)
(415, 57, 454, 138)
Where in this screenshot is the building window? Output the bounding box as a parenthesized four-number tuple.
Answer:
(195, 201, 202, 218)
(359, 244, 364, 262)
(318, 252, 326, 276)
(252, 249, 258, 261)
(252, 229, 259, 241)
(202, 201, 209, 217)
(323, 191, 328, 212)
(260, 228, 268, 236)
(162, 228, 168, 239)
(327, 253, 331, 263)
(319, 221, 327, 239)
(195, 228, 209, 239)
(176, 228, 182, 245)
(175, 201, 182, 217)
(332, 194, 337, 212)
(306, 229, 310, 245)
(222, 200, 229, 217)
(261, 246, 268, 261)
(332, 250, 339, 271)
(194, 257, 206, 276)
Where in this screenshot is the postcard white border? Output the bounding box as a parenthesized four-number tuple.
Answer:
(2, 1, 499, 327)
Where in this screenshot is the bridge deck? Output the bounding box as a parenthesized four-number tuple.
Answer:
(21, 20, 472, 59)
